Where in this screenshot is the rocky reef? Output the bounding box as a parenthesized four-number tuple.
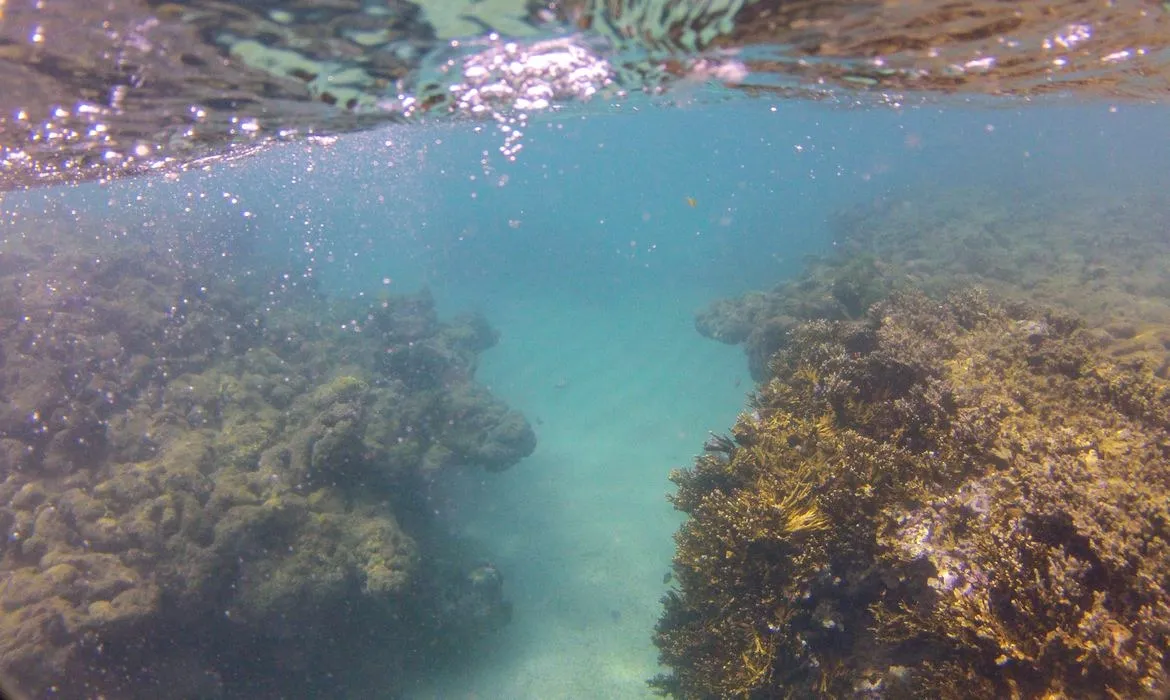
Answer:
(655, 286, 1170, 698)
(663, 186, 1170, 698)
(696, 186, 1170, 383)
(0, 235, 533, 697)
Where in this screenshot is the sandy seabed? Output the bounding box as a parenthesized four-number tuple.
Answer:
(406, 289, 748, 699)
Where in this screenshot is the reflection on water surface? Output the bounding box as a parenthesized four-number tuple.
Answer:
(0, 3, 1169, 699)
(2, 0, 1170, 189)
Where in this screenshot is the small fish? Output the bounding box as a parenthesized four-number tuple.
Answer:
(685, 196, 696, 208)
(662, 571, 673, 584)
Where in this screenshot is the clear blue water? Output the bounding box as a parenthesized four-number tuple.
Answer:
(2, 98, 1167, 698)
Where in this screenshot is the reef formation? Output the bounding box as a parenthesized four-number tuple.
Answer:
(695, 186, 1170, 383)
(0, 234, 533, 697)
(656, 287, 1170, 698)
(658, 188, 1170, 698)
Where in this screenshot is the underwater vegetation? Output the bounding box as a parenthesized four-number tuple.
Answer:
(697, 186, 1170, 384)
(666, 186, 1170, 698)
(654, 285, 1170, 698)
(0, 233, 533, 697)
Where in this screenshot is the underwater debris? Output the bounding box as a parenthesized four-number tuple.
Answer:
(655, 287, 1170, 699)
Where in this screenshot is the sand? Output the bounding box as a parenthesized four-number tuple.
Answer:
(406, 288, 748, 699)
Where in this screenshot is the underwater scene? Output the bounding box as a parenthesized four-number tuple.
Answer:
(2, 1, 1170, 699)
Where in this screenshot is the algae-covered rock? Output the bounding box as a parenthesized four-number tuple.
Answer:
(0, 238, 531, 698)
(437, 384, 537, 472)
(230, 503, 418, 627)
(654, 288, 1170, 699)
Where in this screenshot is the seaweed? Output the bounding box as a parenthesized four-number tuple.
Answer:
(654, 288, 1170, 699)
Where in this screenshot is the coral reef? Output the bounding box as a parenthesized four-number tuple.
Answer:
(655, 287, 1170, 698)
(696, 187, 1170, 382)
(0, 235, 533, 697)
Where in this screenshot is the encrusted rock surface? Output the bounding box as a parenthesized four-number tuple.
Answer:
(0, 236, 532, 697)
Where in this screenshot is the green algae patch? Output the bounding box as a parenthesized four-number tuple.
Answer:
(311, 375, 369, 408)
(216, 421, 276, 471)
(654, 288, 1170, 699)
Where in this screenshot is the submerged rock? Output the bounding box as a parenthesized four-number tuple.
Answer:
(0, 236, 533, 697)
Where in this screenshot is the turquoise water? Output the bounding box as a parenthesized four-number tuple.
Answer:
(2, 98, 1167, 698)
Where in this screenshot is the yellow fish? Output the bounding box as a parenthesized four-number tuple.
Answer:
(685, 196, 697, 208)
